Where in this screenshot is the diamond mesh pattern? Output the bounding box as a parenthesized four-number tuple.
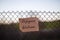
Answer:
(0, 11, 60, 24)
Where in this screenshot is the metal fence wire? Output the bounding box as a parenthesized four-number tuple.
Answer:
(0, 11, 60, 24)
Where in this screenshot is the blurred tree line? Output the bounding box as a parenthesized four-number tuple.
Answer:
(44, 20, 60, 30)
(0, 20, 60, 30)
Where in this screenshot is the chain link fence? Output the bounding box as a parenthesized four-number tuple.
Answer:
(0, 11, 60, 24)
(0, 11, 60, 30)
(0, 11, 60, 40)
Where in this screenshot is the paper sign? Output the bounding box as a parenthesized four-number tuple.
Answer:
(19, 17, 39, 32)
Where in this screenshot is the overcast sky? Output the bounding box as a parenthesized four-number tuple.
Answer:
(0, 0, 60, 11)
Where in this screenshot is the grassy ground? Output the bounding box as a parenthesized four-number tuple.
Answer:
(0, 20, 60, 40)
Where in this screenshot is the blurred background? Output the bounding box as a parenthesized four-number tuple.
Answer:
(0, 0, 60, 40)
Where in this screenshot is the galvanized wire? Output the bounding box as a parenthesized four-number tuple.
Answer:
(0, 11, 60, 24)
